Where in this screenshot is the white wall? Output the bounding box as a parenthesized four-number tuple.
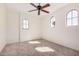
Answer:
(7, 10, 41, 43)
(0, 4, 7, 52)
(7, 10, 19, 44)
(42, 4, 79, 51)
(20, 13, 41, 42)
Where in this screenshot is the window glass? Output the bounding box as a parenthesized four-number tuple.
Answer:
(50, 16, 55, 28)
(67, 12, 72, 18)
(72, 10, 78, 17)
(23, 20, 29, 29)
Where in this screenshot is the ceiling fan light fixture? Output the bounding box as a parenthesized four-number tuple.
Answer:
(29, 3, 50, 15)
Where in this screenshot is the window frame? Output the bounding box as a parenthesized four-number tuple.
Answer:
(66, 9, 78, 27)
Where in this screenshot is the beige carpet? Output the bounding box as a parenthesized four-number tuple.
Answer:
(0, 39, 79, 56)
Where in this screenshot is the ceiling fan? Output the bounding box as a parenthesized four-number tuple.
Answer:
(28, 3, 50, 15)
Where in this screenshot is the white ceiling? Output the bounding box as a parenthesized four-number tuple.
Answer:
(6, 3, 69, 15)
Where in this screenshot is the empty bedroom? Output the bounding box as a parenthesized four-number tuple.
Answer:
(0, 3, 79, 56)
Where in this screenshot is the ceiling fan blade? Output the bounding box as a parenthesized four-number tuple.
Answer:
(41, 4, 50, 9)
(30, 3, 37, 8)
(28, 9, 37, 12)
(38, 10, 40, 15)
(41, 10, 49, 13)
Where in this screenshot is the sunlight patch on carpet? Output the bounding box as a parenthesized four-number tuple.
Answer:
(28, 41, 41, 44)
(35, 47, 55, 52)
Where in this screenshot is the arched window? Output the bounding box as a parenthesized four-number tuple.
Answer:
(67, 10, 78, 26)
(50, 16, 55, 28)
